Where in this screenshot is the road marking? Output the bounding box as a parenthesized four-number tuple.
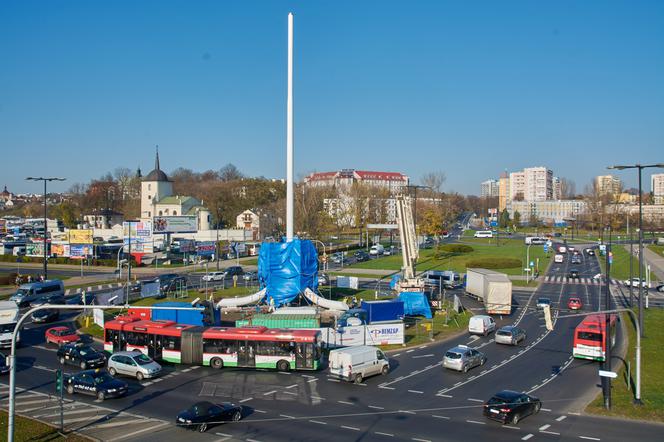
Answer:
(503, 425, 520, 430)
(412, 438, 431, 442)
(438, 394, 453, 398)
(285, 384, 298, 389)
(307, 378, 317, 383)
(375, 432, 394, 437)
(311, 396, 325, 401)
(522, 435, 534, 441)
(408, 390, 424, 394)
(541, 431, 560, 435)
(309, 420, 327, 425)
(392, 353, 401, 357)
(556, 415, 567, 422)
(418, 345, 429, 349)
(541, 408, 552, 412)
(378, 385, 395, 390)
(412, 354, 435, 359)
(106, 422, 169, 441)
(569, 411, 581, 416)
(341, 425, 360, 431)
(246, 439, 262, 442)
(579, 437, 600, 441)
(432, 415, 450, 419)
(467, 398, 483, 402)
(368, 405, 385, 410)
(254, 409, 267, 413)
(406, 349, 415, 353)
(263, 390, 277, 395)
(540, 424, 551, 431)
(282, 391, 298, 396)
(280, 414, 295, 419)
(338, 400, 354, 405)
(466, 420, 485, 425)
(327, 379, 340, 383)
(401, 410, 416, 415)
(239, 397, 253, 403)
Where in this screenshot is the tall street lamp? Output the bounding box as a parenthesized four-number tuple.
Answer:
(608, 163, 664, 337)
(25, 177, 66, 280)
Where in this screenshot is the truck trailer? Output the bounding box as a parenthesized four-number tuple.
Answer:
(465, 268, 512, 315)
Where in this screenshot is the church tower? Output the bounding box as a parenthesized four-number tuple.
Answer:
(140, 146, 173, 220)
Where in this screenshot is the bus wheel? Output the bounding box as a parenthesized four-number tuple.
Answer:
(210, 358, 224, 369)
(277, 360, 290, 372)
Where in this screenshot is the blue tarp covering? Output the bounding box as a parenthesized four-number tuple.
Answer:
(397, 292, 432, 319)
(258, 239, 318, 307)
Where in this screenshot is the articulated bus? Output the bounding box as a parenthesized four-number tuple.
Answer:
(572, 314, 617, 362)
(103, 317, 322, 371)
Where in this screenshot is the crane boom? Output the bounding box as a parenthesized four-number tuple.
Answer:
(395, 194, 424, 291)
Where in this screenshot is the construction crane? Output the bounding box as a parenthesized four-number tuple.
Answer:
(395, 194, 425, 292)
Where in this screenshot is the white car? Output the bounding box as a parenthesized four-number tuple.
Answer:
(202, 271, 226, 282)
(624, 278, 648, 288)
(554, 254, 564, 263)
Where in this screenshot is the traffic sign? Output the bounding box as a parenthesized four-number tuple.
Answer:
(530, 261, 534, 267)
(598, 370, 617, 379)
(608, 251, 613, 265)
(543, 245, 549, 253)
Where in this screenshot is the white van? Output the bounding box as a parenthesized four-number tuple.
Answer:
(554, 254, 564, 263)
(468, 315, 496, 336)
(328, 345, 389, 384)
(474, 231, 493, 238)
(9, 280, 65, 308)
(369, 244, 384, 256)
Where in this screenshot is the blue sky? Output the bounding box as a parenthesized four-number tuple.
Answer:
(2, 0, 663, 195)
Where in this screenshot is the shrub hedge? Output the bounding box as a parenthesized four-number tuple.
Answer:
(0, 254, 116, 267)
(439, 244, 474, 253)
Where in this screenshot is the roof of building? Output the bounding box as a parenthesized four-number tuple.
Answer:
(185, 205, 207, 215)
(305, 169, 408, 182)
(157, 195, 199, 206)
(355, 170, 408, 181)
(143, 147, 171, 182)
(1, 185, 11, 196)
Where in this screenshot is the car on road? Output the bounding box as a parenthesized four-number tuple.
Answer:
(568, 269, 580, 279)
(45, 326, 80, 346)
(494, 326, 526, 346)
(223, 266, 245, 278)
(242, 271, 258, 282)
(383, 246, 396, 256)
(66, 292, 96, 305)
(317, 273, 330, 286)
(468, 315, 496, 336)
(568, 297, 583, 310)
(554, 254, 564, 263)
(29, 293, 65, 308)
(570, 255, 582, 265)
(202, 272, 225, 282)
(568, 246, 576, 252)
(157, 273, 187, 293)
(176, 401, 243, 433)
(31, 308, 59, 323)
(328, 345, 390, 383)
(558, 246, 567, 253)
(57, 342, 106, 369)
(108, 350, 162, 380)
(624, 278, 648, 288)
(0, 351, 9, 375)
(656, 284, 664, 293)
(483, 390, 541, 424)
(443, 345, 487, 372)
(331, 252, 345, 264)
(64, 369, 128, 401)
(536, 297, 551, 309)
(354, 250, 370, 262)
(585, 248, 595, 256)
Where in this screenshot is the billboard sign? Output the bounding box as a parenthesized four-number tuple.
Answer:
(51, 243, 70, 257)
(178, 239, 196, 253)
(123, 221, 153, 253)
(196, 241, 216, 257)
(70, 244, 93, 259)
(0, 219, 5, 233)
(153, 216, 197, 234)
(68, 229, 93, 244)
(26, 242, 45, 257)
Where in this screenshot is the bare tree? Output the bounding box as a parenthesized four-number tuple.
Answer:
(219, 163, 244, 182)
(560, 178, 577, 199)
(421, 171, 446, 194)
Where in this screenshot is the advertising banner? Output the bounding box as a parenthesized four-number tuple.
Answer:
(68, 229, 93, 244)
(179, 239, 196, 253)
(0, 219, 5, 233)
(153, 216, 197, 234)
(196, 241, 216, 256)
(123, 221, 153, 253)
(51, 243, 70, 257)
(70, 244, 93, 259)
(26, 242, 45, 257)
(93, 309, 105, 328)
(318, 323, 404, 347)
(336, 276, 359, 290)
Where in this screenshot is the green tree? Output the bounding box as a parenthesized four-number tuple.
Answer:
(513, 210, 521, 226)
(499, 209, 510, 228)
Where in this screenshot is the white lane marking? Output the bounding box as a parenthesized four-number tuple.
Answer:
(378, 386, 395, 390)
(406, 349, 415, 353)
(285, 384, 298, 389)
(541, 431, 560, 435)
(239, 397, 253, 403)
(368, 405, 385, 410)
(569, 411, 581, 416)
(216, 433, 232, 438)
(432, 415, 450, 419)
(282, 391, 298, 396)
(106, 422, 169, 441)
(246, 439, 262, 442)
(375, 432, 394, 437)
(579, 437, 601, 441)
(309, 420, 327, 425)
(412, 438, 431, 442)
(341, 425, 360, 431)
(280, 414, 295, 419)
(401, 410, 416, 415)
(522, 435, 534, 441)
(466, 420, 485, 425)
(467, 398, 483, 403)
(419, 345, 429, 349)
(438, 394, 453, 398)
(379, 362, 442, 387)
(556, 415, 567, 422)
(338, 400, 354, 405)
(503, 425, 520, 430)
(541, 408, 552, 412)
(540, 424, 551, 431)
(392, 353, 401, 357)
(254, 409, 267, 413)
(408, 390, 424, 394)
(307, 378, 317, 383)
(412, 354, 435, 359)
(263, 390, 277, 395)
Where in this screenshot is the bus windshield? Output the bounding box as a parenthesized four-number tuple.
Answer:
(577, 331, 602, 342)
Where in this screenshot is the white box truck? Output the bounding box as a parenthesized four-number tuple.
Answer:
(0, 301, 20, 348)
(328, 345, 389, 384)
(465, 268, 512, 315)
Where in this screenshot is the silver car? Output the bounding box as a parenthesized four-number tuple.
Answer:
(495, 326, 527, 346)
(107, 350, 162, 381)
(443, 345, 487, 373)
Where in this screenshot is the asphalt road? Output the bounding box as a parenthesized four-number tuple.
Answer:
(3, 242, 662, 441)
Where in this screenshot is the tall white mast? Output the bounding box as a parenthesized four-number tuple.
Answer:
(286, 12, 294, 241)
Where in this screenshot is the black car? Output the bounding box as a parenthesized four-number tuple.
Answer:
(570, 255, 582, 265)
(31, 308, 59, 323)
(568, 269, 580, 279)
(157, 273, 187, 295)
(483, 390, 541, 424)
(57, 343, 106, 369)
(657, 284, 664, 293)
(65, 292, 96, 305)
(223, 266, 244, 278)
(30, 294, 65, 308)
(354, 251, 370, 262)
(64, 369, 128, 401)
(176, 401, 243, 433)
(0, 352, 9, 375)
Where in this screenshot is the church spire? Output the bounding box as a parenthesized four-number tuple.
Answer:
(155, 145, 160, 171)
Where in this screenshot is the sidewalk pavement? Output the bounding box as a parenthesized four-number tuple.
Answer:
(623, 245, 664, 283)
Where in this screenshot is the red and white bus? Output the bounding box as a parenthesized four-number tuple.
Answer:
(104, 317, 322, 371)
(572, 314, 617, 362)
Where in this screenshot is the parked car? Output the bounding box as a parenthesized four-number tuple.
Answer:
(57, 342, 106, 370)
(483, 390, 541, 424)
(383, 246, 396, 256)
(31, 308, 59, 323)
(242, 271, 258, 282)
(45, 326, 80, 346)
(354, 250, 370, 262)
(624, 278, 648, 288)
(494, 326, 526, 346)
(536, 297, 551, 309)
(317, 273, 330, 286)
(108, 350, 162, 381)
(202, 272, 225, 282)
(176, 401, 243, 433)
(331, 252, 344, 264)
(568, 269, 580, 279)
(568, 297, 583, 310)
(0, 351, 8, 375)
(64, 369, 128, 401)
(443, 345, 487, 372)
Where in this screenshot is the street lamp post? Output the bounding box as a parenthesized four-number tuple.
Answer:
(25, 177, 66, 280)
(608, 163, 664, 337)
(603, 225, 613, 409)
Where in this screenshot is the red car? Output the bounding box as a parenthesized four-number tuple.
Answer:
(45, 326, 79, 346)
(567, 297, 583, 311)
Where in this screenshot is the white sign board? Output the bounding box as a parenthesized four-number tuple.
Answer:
(93, 309, 105, 328)
(336, 276, 359, 289)
(318, 323, 404, 347)
(598, 370, 617, 379)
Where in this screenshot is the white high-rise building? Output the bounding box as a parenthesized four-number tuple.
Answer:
(509, 171, 526, 200)
(595, 175, 622, 197)
(523, 167, 553, 201)
(552, 176, 562, 200)
(652, 173, 664, 204)
(480, 179, 499, 198)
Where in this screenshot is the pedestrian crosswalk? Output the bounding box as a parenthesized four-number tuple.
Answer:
(542, 276, 621, 286)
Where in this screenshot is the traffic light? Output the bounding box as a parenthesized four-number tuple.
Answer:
(543, 305, 553, 331)
(55, 369, 63, 393)
(201, 300, 216, 325)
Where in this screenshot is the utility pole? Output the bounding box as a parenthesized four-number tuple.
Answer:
(603, 225, 612, 409)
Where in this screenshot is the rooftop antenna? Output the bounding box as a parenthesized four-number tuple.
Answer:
(286, 12, 294, 241)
